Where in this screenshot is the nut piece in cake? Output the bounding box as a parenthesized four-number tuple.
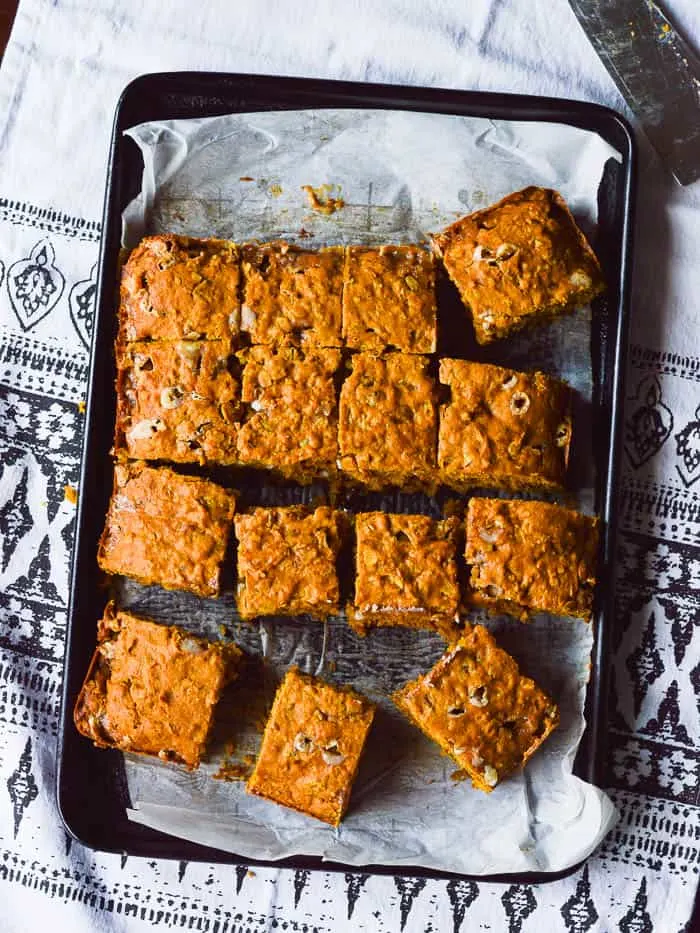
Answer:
(119, 235, 241, 342)
(350, 512, 461, 638)
(465, 498, 599, 620)
(241, 243, 343, 347)
(247, 667, 375, 825)
(73, 603, 242, 769)
(438, 358, 572, 492)
(97, 462, 236, 598)
(234, 506, 345, 620)
(431, 187, 605, 344)
(236, 346, 341, 483)
(338, 352, 437, 490)
(115, 340, 242, 465)
(342, 246, 437, 353)
(393, 624, 559, 792)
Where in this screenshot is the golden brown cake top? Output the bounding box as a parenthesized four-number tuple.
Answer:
(236, 345, 341, 477)
(342, 246, 437, 353)
(115, 340, 242, 466)
(338, 352, 437, 488)
(247, 667, 375, 826)
(234, 506, 344, 619)
(97, 462, 236, 598)
(241, 242, 344, 347)
(438, 358, 572, 491)
(465, 497, 599, 620)
(353, 512, 460, 620)
(393, 624, 559, 792)
(120, 235, 241, 342)
(73, 604, 241, 769)
(432, 187, 605, 344)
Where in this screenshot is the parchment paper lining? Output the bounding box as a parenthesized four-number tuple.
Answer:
(118, 109, 620, 874)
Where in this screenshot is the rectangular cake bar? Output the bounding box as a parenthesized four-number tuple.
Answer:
(338, 352, 437, 490)
(247, 667, 375, 825)
(342, 245, 437, 353)
(236, 345, 341, 483)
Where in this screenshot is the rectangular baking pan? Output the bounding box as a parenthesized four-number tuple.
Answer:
(57, 72, 636, 882)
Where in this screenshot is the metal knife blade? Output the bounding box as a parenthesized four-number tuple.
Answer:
(569, 0, 700, 185)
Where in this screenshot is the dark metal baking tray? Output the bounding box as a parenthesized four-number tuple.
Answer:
(57, 72, 636, 883)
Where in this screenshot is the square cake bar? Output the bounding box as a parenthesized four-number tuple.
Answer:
(115, 339, 242, 465)
(350, 512, 461, 638)
(234, 506, 345, 620)
(98, 462, 236, 598)
(465, 497, 599, 620)
(393, 624, 559, 792)
(119, 234, 241, 343)
(73, 603, 242, 769)
(438, 358, 572, 492)
(241, 242, 344, 347)
(432, 187, 605, 344)
(247, 668, 375, 826)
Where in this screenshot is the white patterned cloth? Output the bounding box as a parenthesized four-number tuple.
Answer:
(0, 1, 698, 931)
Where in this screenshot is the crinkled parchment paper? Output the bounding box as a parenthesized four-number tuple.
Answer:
(118, 109, 620, 874)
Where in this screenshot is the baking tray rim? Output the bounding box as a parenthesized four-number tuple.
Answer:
(56, 70, 637, 883)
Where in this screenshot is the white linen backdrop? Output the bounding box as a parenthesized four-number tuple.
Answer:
(0, 1, 698, 931)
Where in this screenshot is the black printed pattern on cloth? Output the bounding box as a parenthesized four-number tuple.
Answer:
(619, 878, 653, 933)
(0, 649, 63, 738)
(235, 864, 249, 894)
(446, 879, 479, 933)
(7, 239, 66, 332)
(294, 869, 311, 908)
(0, 198, 102, 242)
(0, 328, 90, 403)
(68, 262, 97, 351)
(625, 606, 665, 716)
(675, 404, 700, 488)
(394, 877, 428, 931)
(501, 884, 537, 933)
(6, 738, 39, 838)
(0, 388, 81, 614)
(0, 199, 100, 377)
(609, 527, 699, 803)
(624, 375, 674, 469)
(611, 734, 699, 804)
(609, 345, 700, 830)
(618, 476, 700, 547)
(624, 345, 700, 492)
(345, 873, 370, 920)
(561, 865, 598, 932)
(599, 791, 699, 878)
(609, 520, 700, 801)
